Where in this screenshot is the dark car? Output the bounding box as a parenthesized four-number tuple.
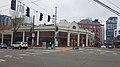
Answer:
(108, 45, 114, 49)
(0, 43, 7, 49)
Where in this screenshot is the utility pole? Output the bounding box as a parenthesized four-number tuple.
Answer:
(52, 6, 57, 49)
(32, 15, 35, 48)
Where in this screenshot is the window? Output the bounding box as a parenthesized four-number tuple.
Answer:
(119, 30, 120, 34)
(72, 26, 76, 29)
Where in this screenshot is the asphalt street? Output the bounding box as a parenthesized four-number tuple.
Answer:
(0, 48, 120, 67)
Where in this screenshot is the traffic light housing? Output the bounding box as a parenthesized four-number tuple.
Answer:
(26, 7, 30, 17)
(56, 26, 58, 31)
(11, 0, 16, 10)
(47, 15, 50, 22)
(39, 13, 43, 21)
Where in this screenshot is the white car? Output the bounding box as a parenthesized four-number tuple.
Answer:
(101, 45, 106, 48)
(11, 42, 28, 49)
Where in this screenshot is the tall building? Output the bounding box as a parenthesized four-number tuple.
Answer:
(106, 17, 117, 46)
(0, 15, 11, 25)
(78, 18, 104, 47)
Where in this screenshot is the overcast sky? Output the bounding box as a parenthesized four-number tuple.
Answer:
(0, 0, 120, 25)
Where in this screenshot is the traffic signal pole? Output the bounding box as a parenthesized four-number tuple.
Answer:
(32, 15, 35, 48)
(53, 6, 57, 49)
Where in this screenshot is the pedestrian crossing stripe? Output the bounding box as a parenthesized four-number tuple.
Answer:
(0, 59, 6, 62)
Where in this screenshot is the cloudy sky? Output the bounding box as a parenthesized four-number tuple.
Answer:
(0, 0, 120, 25)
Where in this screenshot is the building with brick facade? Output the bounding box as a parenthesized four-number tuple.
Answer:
(78, 19, 104, 47)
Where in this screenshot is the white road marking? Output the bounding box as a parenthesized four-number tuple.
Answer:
(42, 52, 50, 53)
(19, 54, 30, 56)
(89, 51, 94, 53)
(80, 51, 83, 52)
(113, 53, 118, 55)
(13, 57, 20, 59)
(105, 51, 113, 53)
(0, 59, 6, 62)
(97, 50, 102, 52)
(26, 52, 43, 56)
(4, 55, 12, 58)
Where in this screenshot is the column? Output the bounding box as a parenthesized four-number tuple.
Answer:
(77, 33, 80, 46)
(1, 33, 4, 44)
(37, 31, 40, 45)
(86, 34, 88, 47)
(67, 31, 70, 46)
(22, 31, 25, 42)
(11, 32, 13, 46)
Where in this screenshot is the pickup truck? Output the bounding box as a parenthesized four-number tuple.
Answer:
(11, 42, 28, 49)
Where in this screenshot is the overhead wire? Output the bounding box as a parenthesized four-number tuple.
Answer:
(17, 0, 52, 16)
(29, 0, 52, 14)
(106, 0, 120, 10)
(0, 0, 42, 10)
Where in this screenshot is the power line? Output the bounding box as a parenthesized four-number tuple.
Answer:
(94, 0, 120, 16)
(26, 0, 42, 4)
(18, 0, 52, 16)
(106, 0, 120, 10)
(29, 0, 52, 14)
(0, 0, 53, 16)
(0, 0, 41, 9)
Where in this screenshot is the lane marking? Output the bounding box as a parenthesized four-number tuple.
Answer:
(80, 51, 83, 52)
(89, 51, 94, 53)
(42, 52, 50, 54)
(105, 51, 113, 53)
(19, 54, 30, 56)
(4, 55, 12, 58)
(0, 59, 6, 62)
(113, 53, 118, 55)
(97, 50, 102, 52)
(13, 57, 20, 59)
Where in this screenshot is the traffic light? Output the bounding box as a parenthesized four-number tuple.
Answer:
(47, 15, 51, 22)
(56, 26, 58, 31)
(39, 13, 43, 21)
(55, 32, 59, 41)
(26, 7, 30, 17)
(11, 0, 16, 10)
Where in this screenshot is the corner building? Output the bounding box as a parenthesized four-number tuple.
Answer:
(1, 20, 95, 47)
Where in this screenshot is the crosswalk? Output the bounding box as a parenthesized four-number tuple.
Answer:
(0, 49, 62, 63)
(69, 48, 119, 55)
(0, 59, 6, 62)
(0, 48, 119, 63)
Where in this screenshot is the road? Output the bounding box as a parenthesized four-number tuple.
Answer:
(0, 48, 120, 67)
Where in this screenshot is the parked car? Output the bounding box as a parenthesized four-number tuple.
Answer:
(108, 45, 114, 49)
(11, 42, 28, 50)
(0, 43, 7, 49)
(101, 45, 106, 48)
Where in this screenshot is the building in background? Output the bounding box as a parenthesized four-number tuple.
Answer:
(0, 15, 11, 25)
(78, 18, 104, 47)
(106, 17, 117, 46)
(113, 29, 120, 48)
